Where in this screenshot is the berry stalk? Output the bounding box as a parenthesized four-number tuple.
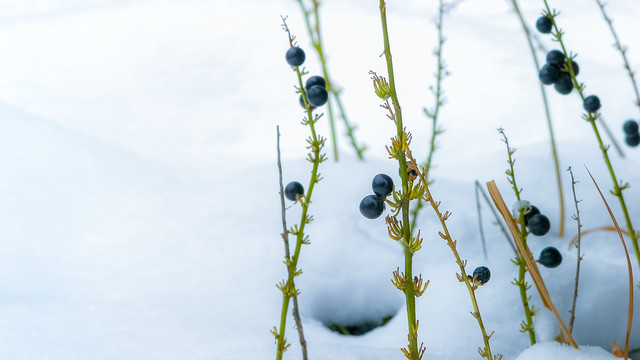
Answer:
(509, 0, 565, 238)
(296, 0, 366, 161)
(377, 1, 422, 358)
(273, 19, 327, 360)
(410, 154, 501, 360)
(500, 129, 537, 345)
(542, 0, 640, 271)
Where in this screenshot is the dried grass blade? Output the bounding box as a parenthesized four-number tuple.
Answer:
(585, 168, 633, 360)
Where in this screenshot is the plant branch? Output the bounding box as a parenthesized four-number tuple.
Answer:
(542, 0, 640, 272)
(276, 126, 308, 360)
(567, 167, 582, 334)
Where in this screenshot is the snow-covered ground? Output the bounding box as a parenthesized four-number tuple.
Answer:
(0, 0, 639, 359)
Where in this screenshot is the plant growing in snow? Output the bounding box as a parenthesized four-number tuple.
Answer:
(272, 17, 327, 360)
(540, 0, 640, 273)
(499, 128, 537, 345)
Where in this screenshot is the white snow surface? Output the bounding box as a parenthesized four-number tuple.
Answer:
(0, 0, 639, 359)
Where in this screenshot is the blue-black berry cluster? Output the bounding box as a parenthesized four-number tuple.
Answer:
(538, 246, 562, 268)
(284, 181, 304, 202)
(523, 205, 550, 236)
(468, 266, 491, 285)
(299, 75, 329, 109)
(623, 119, 640, 147)
(359, 174, 394, 219)
(538, 49, 579, 95)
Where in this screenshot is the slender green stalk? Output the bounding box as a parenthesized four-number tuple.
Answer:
(542, 1, 640, 271)
(510, 0, 565, 238)
(273, 18, 327, 360)
(374, 2, 426, 358)
(499, 128, 536, 345)
(296, 0, 366, 161)
(594, 0, 640, 114)
(276, 126, 308, 360)
(411, 154, 501, 360)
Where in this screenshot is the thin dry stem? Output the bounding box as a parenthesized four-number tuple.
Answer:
(567, 167, 582, 334)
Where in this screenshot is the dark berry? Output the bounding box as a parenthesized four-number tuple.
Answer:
(539, 247, 562, 268)
(359, 194, 385, 219)
(472, 266, 491, 285)
(285, 181, 304, 201)
(626, 133, 640, 147)
(306, 75, 326, 89)
(307, 85, 328, 106)
(299, 94, 316, 110)
(539, 64, 561, 85)
(623, 119, 639, 135)
(569, 60, 580, 76)
(523, 205, 540, 226)
(536, 16, 553, 34)
(528, 213, 550, 236)
(285, 46, 305, 67)
(372, 174, 394, 198)
(554, 73, 573, 95)
(546, 50, 565, 67)
(583, 95, 601, 113)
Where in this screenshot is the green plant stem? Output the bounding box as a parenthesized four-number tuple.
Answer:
(416, 168, 498, 359)
(379, 1, 419, 358)
(543, 0, 640, 271)
(517, 216, 536, 345)
(594, 0, 640, 114)
(275, 20, 326, 360)
(500, 129, 536, 345)
(276, 126, 308, 360)
(296, 0, 366, 161)
(510, 0, 565, 238)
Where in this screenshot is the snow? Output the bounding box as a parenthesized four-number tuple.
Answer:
(0, 0, 639, 359)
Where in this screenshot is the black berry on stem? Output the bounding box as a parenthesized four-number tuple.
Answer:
(307, 85, 328, 107)
(583, 95, 601, 113)
(305, 75, 326, 89)
(285, 181, 305, 201)
(472, 266, 491, 285)
(539, 247, 562, 268)
(626, 133, 640, 147)
(539, 64, 561, 85)
(623, 119, 639, 135)
(359, 195, 385, 219)
(372, 174, 394, 198)
(554, 73, 573, 95)
(285, 46, 306, 67)
(536, 16, 553, 34)
(528, 213, 550, 236)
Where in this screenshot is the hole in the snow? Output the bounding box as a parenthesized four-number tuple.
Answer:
(309, 283, 402, 336)
(324, 314, 395, 336)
